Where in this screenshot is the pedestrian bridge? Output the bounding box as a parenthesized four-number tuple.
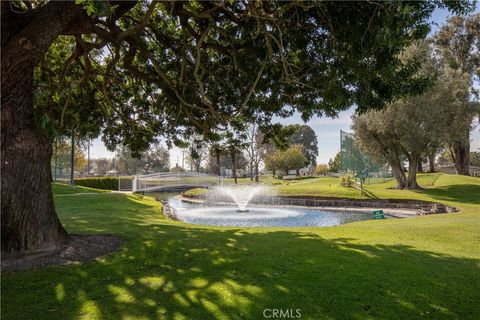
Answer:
(128, 172, 222, 193)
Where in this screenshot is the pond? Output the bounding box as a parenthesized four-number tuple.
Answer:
(151, 192, 378, 227)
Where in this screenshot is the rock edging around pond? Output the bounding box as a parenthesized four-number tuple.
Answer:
(182, 194, 458, 216)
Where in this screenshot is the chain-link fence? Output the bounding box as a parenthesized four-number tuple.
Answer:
(51, 163, 73, 183)
(340, 130, 392, 184)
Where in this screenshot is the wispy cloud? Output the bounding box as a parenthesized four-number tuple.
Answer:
(308, 108, 354, 126)
(309, 116, 352, 126)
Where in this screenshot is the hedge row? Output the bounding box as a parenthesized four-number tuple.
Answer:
(74, 177, 132, 190)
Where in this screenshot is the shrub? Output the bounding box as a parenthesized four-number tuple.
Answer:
(316, 164, 329, 175)
(74, 177, 132, 190)
(340, 170, 355, 187)
(183, 188, 209, 198)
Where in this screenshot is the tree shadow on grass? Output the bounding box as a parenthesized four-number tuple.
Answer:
(2, 195, 479, 320)
(415, 184, 480, 205)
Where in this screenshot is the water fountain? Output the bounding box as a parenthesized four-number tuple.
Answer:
(211, 185, 271, 212)
(162, 184, 375, 227)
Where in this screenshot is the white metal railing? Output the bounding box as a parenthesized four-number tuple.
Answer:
(129, 172, 222, 192)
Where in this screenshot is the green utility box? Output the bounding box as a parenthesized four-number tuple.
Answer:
(373, 210, 384, 219)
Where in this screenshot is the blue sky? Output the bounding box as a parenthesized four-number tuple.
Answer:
(89, 5, 480, 166)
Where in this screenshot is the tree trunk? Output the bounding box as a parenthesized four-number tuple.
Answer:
(230, 151, 237, 184)
(0, 2, 87, 252)
(406, 156, 420, 189)
(428, 152, 435, 173)
(296, 168, 300, 176)
(249, 163, 254, 181)
(390, 161, 407, 190)
(417, 158, 423, 173)
(215, 151, 221, 176)
(254, 163, 259, 183)
(450, 141, 470, 175)
(1, 55, 68, 252)
(272, 169, 276, 177)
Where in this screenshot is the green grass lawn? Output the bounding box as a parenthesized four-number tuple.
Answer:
(52, 183, 111, 195)
(2, 174, 479, 319)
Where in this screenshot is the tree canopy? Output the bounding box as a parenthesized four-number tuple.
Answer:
(6, 1, 473, 153)
(265, 144, 307, 176)
(434, 13, 480, 175)
(352, 39, 478, 189)
(287, 125, 318, 167)
(2, 0, 474, 251)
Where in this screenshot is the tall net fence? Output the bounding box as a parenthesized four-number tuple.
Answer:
(51, 161, 72, 183)
(340, 130, 392, 184)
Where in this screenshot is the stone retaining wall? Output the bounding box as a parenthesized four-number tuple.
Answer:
(185, 194, 457, 215)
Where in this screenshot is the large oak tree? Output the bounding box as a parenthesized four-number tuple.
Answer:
(435, 13, 480, 175)
(1, 0, 471, 252)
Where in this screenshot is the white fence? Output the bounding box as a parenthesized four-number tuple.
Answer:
(129, 172, 222, 192)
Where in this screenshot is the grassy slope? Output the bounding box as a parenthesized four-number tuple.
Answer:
(2, 174, 479, 320)
(52, 183, 111, 195)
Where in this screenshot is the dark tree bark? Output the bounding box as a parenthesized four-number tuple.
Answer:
(1, 2, 115, 252)
(215, 150, 221, 176)
(406, 155, 420, 189)
(428, 152, 436, 173)
(417, 158, 424, 172)
(254, 162, 259, 183)
(450, 141, 470, 175)
(390, 161, 407, 190)
(0, 4, 76, 251)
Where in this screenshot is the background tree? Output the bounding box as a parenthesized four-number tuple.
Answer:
(116, 147, 142, 175)
(170, 164, 185, 173)
(284, 145, 308, 176)
(244, 124, 271, 182)
(287, 125, 319, 168)
(328, 153, 341, 173)
(265, 145, 307, 176)
(209, 142, 224, 176)
(139, 144, 169, 174)
(224, 132, 247, 184)
(435, 13, 480, 175)
(51, 138, 87, 179)
(316, 164, 329, 176)
(353, 111, 409, 189)
(186, 150, 207, 173)
(207, 148, 247, 177)
(187, 135, 208, 173)
(437, 149, 454, 167)
(353, 38, 477, 188)
(93, 158, 112, 176)
(264, 152, 281, 178)
(431, 66, 478, 175)
(470, 152, 480, 167)
(352, 67, 472, 189)
(117, 144, 169, 175)
(2, 0, 472, 251)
